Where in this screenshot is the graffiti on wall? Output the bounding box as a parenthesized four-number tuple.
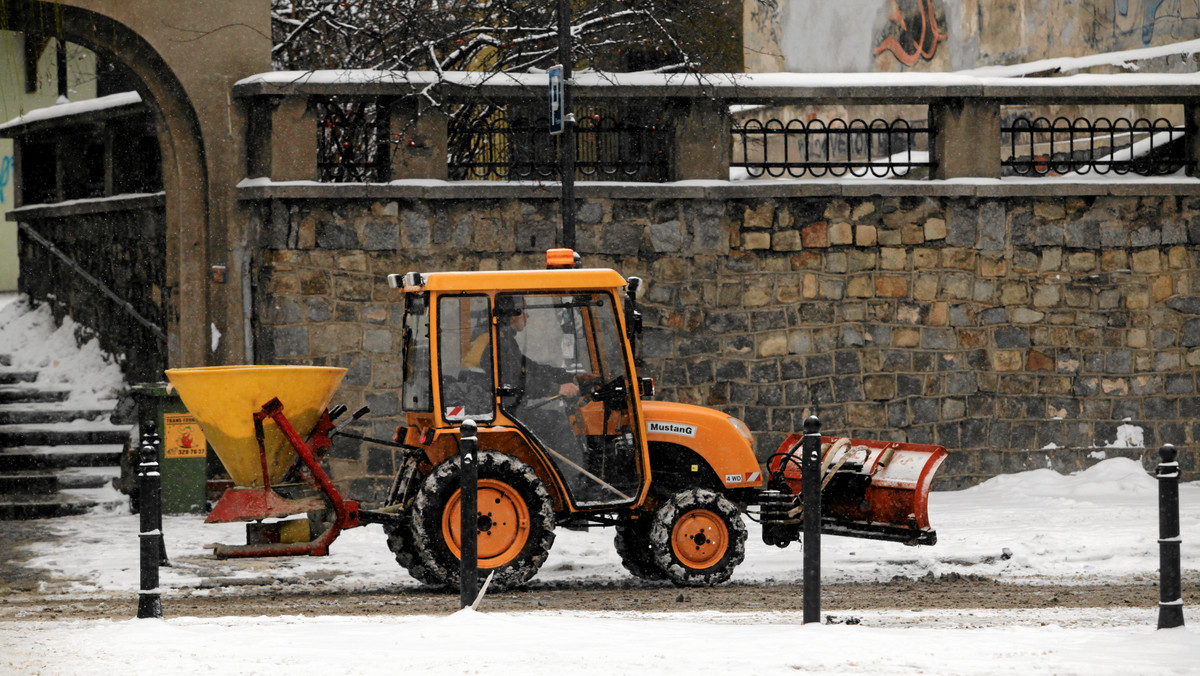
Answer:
(874, 0, 948, 66)
(0, 155, 11, 205)
(1113, 0, 1188, 45)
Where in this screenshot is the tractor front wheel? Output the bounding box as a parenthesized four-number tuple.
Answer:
(409, 451, 556, 591)
(648, 488, 747, 587)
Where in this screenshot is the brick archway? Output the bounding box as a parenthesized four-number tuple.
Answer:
(4, 0, 269, 368)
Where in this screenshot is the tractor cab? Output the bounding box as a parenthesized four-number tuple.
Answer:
(391, 251, 650, 514)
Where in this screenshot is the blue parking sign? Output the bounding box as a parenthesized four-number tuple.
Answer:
(549, 64, 564, 135)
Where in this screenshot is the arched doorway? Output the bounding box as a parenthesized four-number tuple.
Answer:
(2, 0, 269, 371)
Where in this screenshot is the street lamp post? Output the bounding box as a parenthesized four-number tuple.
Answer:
(557, 0, 576, 250)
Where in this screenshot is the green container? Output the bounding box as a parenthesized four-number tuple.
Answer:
(131, 382, 209, 514)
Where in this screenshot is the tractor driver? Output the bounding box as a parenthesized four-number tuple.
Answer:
(488, 295, 603, 501)
(492, 295, 580, 405)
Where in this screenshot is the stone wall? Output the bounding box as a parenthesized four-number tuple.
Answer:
(16, 199, 168, 382)
(250, 189, 1200, 500)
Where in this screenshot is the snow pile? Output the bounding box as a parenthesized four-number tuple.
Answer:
(0, 294, 125, 405)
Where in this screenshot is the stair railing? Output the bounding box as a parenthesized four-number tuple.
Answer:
(16, 221, 167, 345)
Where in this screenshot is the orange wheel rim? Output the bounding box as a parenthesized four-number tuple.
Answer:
(670, 509, 729, 569)
(442, 479, 531, 568)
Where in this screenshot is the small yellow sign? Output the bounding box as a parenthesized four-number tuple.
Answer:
(163, 412, 206, 459)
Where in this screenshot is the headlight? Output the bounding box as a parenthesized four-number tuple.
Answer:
(728, 416, 754, 446)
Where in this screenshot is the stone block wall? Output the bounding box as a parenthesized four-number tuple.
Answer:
(251, 190, 1200, 499)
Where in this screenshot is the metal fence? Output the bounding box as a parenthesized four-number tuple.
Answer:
(448, 104, 671, 182)
(1002, 116, 1187, 177)
(315, 97, 390, 183)
(309, 96, 1191, 183)
(731, 117, 934, 179)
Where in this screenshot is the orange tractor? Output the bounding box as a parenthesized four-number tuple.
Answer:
(167, 249, 945, 589)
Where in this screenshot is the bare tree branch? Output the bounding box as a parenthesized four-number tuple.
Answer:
(271, 0, 753, 182)
(271, 0, 744, 75)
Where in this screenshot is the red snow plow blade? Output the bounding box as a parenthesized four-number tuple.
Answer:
(768, 435, 947, 546)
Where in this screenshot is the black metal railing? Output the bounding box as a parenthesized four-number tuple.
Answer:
(448, 104, 670, 182)
(305, 91, 1192, 183)
(17, 221, 167, 344)
(731, 118, 933, 178)
(1002, 116, 1187, 177)
(315, 96, 390, 183)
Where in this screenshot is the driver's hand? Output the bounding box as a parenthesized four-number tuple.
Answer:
(559, 382, 580, 398)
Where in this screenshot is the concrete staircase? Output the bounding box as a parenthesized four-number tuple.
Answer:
(0, 354, 130, 519)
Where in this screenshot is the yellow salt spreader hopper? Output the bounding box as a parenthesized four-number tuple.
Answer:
(165, 365, 362, 558)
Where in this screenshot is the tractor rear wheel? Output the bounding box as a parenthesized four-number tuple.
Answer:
(381, 459, 443, 586)
(614, 517, 665, 581)
(384, 524, 442, 587)
(648, 488, 747, 587)
(409, 451, 556, 591)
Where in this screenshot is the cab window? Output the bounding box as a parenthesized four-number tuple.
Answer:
(400, 293, 432, 412)
(438, 295, 495, 422)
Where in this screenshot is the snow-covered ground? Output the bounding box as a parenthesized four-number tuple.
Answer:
(26, 455, 1198, 592)
(4, 606, 1195, 676)
(2, 456, 1196, 674)
(2, 292, 1198, 674)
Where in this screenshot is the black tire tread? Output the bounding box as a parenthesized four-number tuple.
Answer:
(409, 451, 556, 591)
(384, 523, 443, 586)
(614, 517, 665, 581)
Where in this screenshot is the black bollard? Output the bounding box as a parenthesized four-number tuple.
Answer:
(801, 415, 822, 624)
(459, 419, 479, 610)
(137, 421, 165, 619)
(1157, 444, 1185, 629)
